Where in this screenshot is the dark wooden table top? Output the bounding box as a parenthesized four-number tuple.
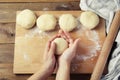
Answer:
(0, 1, 92, 80)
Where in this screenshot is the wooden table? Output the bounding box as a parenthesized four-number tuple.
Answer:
(0, 1, 92, 80)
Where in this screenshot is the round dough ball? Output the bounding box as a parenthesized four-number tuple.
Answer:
(53, 38, 68, 55)
(16, 9, 36, 29)
(80, 11, 99, 29)
(37, 14, 57, 31)
(59, 14, 77, 32)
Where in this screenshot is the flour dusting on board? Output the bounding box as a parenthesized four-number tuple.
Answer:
(23, 53, 31, 63)
(25, 27, 50, 39)
(75, 28, 101, 61)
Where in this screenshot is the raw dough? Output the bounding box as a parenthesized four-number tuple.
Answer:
(16, 9, 36, 29)
(53, 38, 68, 55)
(80, 11, 99, 29)
(59, 14, 77, 32)
(37, 14, 57, 31)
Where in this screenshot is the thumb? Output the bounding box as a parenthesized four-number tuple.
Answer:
(72, 39, 80, 50)
(49, 42, 56, 55)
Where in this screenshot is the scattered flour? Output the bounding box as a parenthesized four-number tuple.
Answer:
(23, 52, 31, 63)
(24, 18, 102, 62)
(24, 27, 50, 39)
(75, 29, 101, 61)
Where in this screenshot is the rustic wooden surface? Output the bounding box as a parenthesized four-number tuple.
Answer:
(0, 1, 94, 80)
(0, 0, 79, 2)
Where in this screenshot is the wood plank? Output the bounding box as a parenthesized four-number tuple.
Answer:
(0, 0, 79, 2)
(0, 63, 34, 80)
(0, 2, 80, 23)
(0, 2, 80, 10)
(0, 44, 14, 63)
(0, 63, 90, 80)
(0, 23, 15, 43)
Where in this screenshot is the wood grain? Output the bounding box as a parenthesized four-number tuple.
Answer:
(0, 63, 30, 80)
(0, 0, 79, 2)
(0, 63, 90, 80)
(0, 64, 56, 80)
(0, 23, 15, 43)
(0, 2, 80, 23)
(0, 44, 14, 63)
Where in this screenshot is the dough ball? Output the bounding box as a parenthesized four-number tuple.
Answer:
(59, 14, 77, 32)
(37, 14, 57, 31)
(16, 9, 36, 29)
(80, 11, 99, 29)
(53, 38, 68, 55)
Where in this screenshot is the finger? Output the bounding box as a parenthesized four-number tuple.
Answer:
(72, 39, 80, 50)
(63, 31, 73, 44)
(49, 34, 59, 42)
(58, 30, 64, 37)
(59, 30, 70, 41)
(45, 41, 51, 52)
(58, 30, 68, 41)
(61, 31, 73, 47)
(69, 39, 74, 47)
(63, 31, 71, 39)
(54, 62, 58, 72)
(49, 42, 56, 56)
(58, 29, 63, 34)
(60, 33, 67, 40)
(44, 41, 51, 59)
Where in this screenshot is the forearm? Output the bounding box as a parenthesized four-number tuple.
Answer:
(56, 61, 70, 80)
(28, 68, 49, 80)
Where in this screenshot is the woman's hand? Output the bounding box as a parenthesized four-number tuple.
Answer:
(42, 35, 58, 76)
(58, 30, 80, 65)
(28, 36, 57, 80)
(55, 30, 80, 80)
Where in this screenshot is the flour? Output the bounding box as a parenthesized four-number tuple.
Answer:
(75, 29, 101, 61)
(24, 21, 101, 61)
(86, 30, 101, 54)
(71, 64, 79, 72)
(24, 27, 50, 39)
(23, 53, 31, 63)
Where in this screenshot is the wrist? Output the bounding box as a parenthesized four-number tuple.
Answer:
(59, 61, 70, 69)
(28, 67, 49, 80)
(59, 60, 71, 66)
(40, 65, 52, 77)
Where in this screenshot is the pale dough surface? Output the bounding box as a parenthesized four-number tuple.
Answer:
(16, 9, 36, 29)
(80, 11, 99, 29)
(37, 14, 57, 31)
(59, 14, 77, 32)
(53, 38, 68, 55)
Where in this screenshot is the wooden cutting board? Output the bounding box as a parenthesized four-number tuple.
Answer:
(13, 11, 106, 74)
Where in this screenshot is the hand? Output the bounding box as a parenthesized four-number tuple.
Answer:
(42, 36, 57, 76)
(28, 36, 58, 80)
(58, 30, 80, 65)
(55, 30, 80, 80)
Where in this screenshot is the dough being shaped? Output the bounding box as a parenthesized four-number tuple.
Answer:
(53, 38, 68, 55)
(37, 14, 57, 31)
(59, 14, 77, 32)
(16, 9, 36, 29)
(80, 11, 99, 29)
